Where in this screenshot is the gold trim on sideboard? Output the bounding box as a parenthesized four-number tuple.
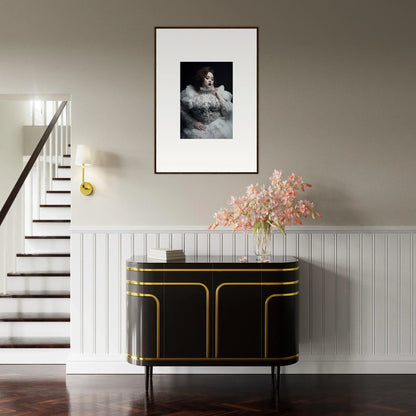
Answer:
(127, 267, 299, 272)
(126, 291, 160, 358)
(127, 353, 299, 362)
(215, 282, 299, 357)
(264, 292, 300, 357)
(127, 280, 210, 357)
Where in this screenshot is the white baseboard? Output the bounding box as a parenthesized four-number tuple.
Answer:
(286, 356, 416, 374)
(65, 354, 416, 374)
(66, 355, 143, 374)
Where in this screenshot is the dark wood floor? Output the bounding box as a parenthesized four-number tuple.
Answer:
(0, 365, 415, 415)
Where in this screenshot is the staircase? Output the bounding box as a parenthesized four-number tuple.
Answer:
(0, 101, 71, 363)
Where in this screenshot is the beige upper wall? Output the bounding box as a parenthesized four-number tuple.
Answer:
(0, 0, 415, 225)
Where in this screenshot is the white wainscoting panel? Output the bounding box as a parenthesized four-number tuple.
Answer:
(67, 226, 416, 374)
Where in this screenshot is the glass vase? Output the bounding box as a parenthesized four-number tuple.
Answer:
(253, 224, 272, 261)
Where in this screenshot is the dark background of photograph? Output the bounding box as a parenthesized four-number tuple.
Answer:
(180, 62, 233, 94)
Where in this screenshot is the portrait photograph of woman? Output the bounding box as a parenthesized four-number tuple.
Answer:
(180, 62, 233, 139)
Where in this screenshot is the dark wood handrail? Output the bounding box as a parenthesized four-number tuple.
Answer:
(0, 101, 68, 227)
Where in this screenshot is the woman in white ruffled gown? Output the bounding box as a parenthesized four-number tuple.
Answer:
(180, 67, 233, 139)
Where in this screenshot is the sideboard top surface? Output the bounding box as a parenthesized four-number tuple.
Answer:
(127, 255, 298, 269)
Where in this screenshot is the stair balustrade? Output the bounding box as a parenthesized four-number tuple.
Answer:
(0, 101, 69, 294)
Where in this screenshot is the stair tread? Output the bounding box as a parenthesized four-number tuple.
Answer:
(25, 236, 70, 239)
(40, 204, 71, 208)
(63, 154, 71, 157)
(46, 191, 70, 194)
(58, 165, 71, 169)
(0, 337, 70, 348)
(16, 253, 70, 257)
(7, 272, 70, 277)
(0, 291, 70, 298)
(52, 178, 70, 181)
(0, 313, 70, 322)
(33, 219, 70, 223)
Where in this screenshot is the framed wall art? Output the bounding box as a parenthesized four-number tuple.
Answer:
(155, 27, 258, 173)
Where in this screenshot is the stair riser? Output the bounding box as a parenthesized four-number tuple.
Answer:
(46, 193, 71, 205)
(25, 239, 70, 253)
(32, 222, 70, 236)
(15, 257, 70, 273)
(61, 157, 71, 167)
(0, 322, 69, 337)
(0, 299, 69, 314)
(39, 207, 71, 220)
(5, 277, 70, 292)
(51, 180, 71, 191)
(57, 169, 71, 179)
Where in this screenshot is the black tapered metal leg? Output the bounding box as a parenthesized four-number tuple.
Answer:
(145, 366, 150, 391)
(276, 366, 280, 398)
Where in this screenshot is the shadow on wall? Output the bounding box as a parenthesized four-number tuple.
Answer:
(93, 150, 123, 169)
(298, 258, 352, 371)
(89, 150, 123, 193)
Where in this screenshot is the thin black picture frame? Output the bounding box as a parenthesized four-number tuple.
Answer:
(154, 27, 258, 174)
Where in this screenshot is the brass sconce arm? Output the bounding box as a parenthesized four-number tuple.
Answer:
(80, 164, 93, 196)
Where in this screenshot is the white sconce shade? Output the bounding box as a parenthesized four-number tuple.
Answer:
(75, 145, 92, 166)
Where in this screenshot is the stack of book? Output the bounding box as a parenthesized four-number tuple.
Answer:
(147, 248, 185, 262)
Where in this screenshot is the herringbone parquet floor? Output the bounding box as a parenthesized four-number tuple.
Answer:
(0, 365, 415, 415)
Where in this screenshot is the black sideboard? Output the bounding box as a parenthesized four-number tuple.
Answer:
(126, 255, 299, 390)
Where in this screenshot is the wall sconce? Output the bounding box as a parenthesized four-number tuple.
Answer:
(75, 145, 94, 196)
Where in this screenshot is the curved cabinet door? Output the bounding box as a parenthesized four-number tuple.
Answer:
(214, 271, 262, 358)
(127, 270, 164, 360)
(163, 269, 210, 358)
(262, 269, 299, 359)
(264, 293, 298, 358)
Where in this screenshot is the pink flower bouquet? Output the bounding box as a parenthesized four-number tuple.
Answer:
(209, 170, 321, 236)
